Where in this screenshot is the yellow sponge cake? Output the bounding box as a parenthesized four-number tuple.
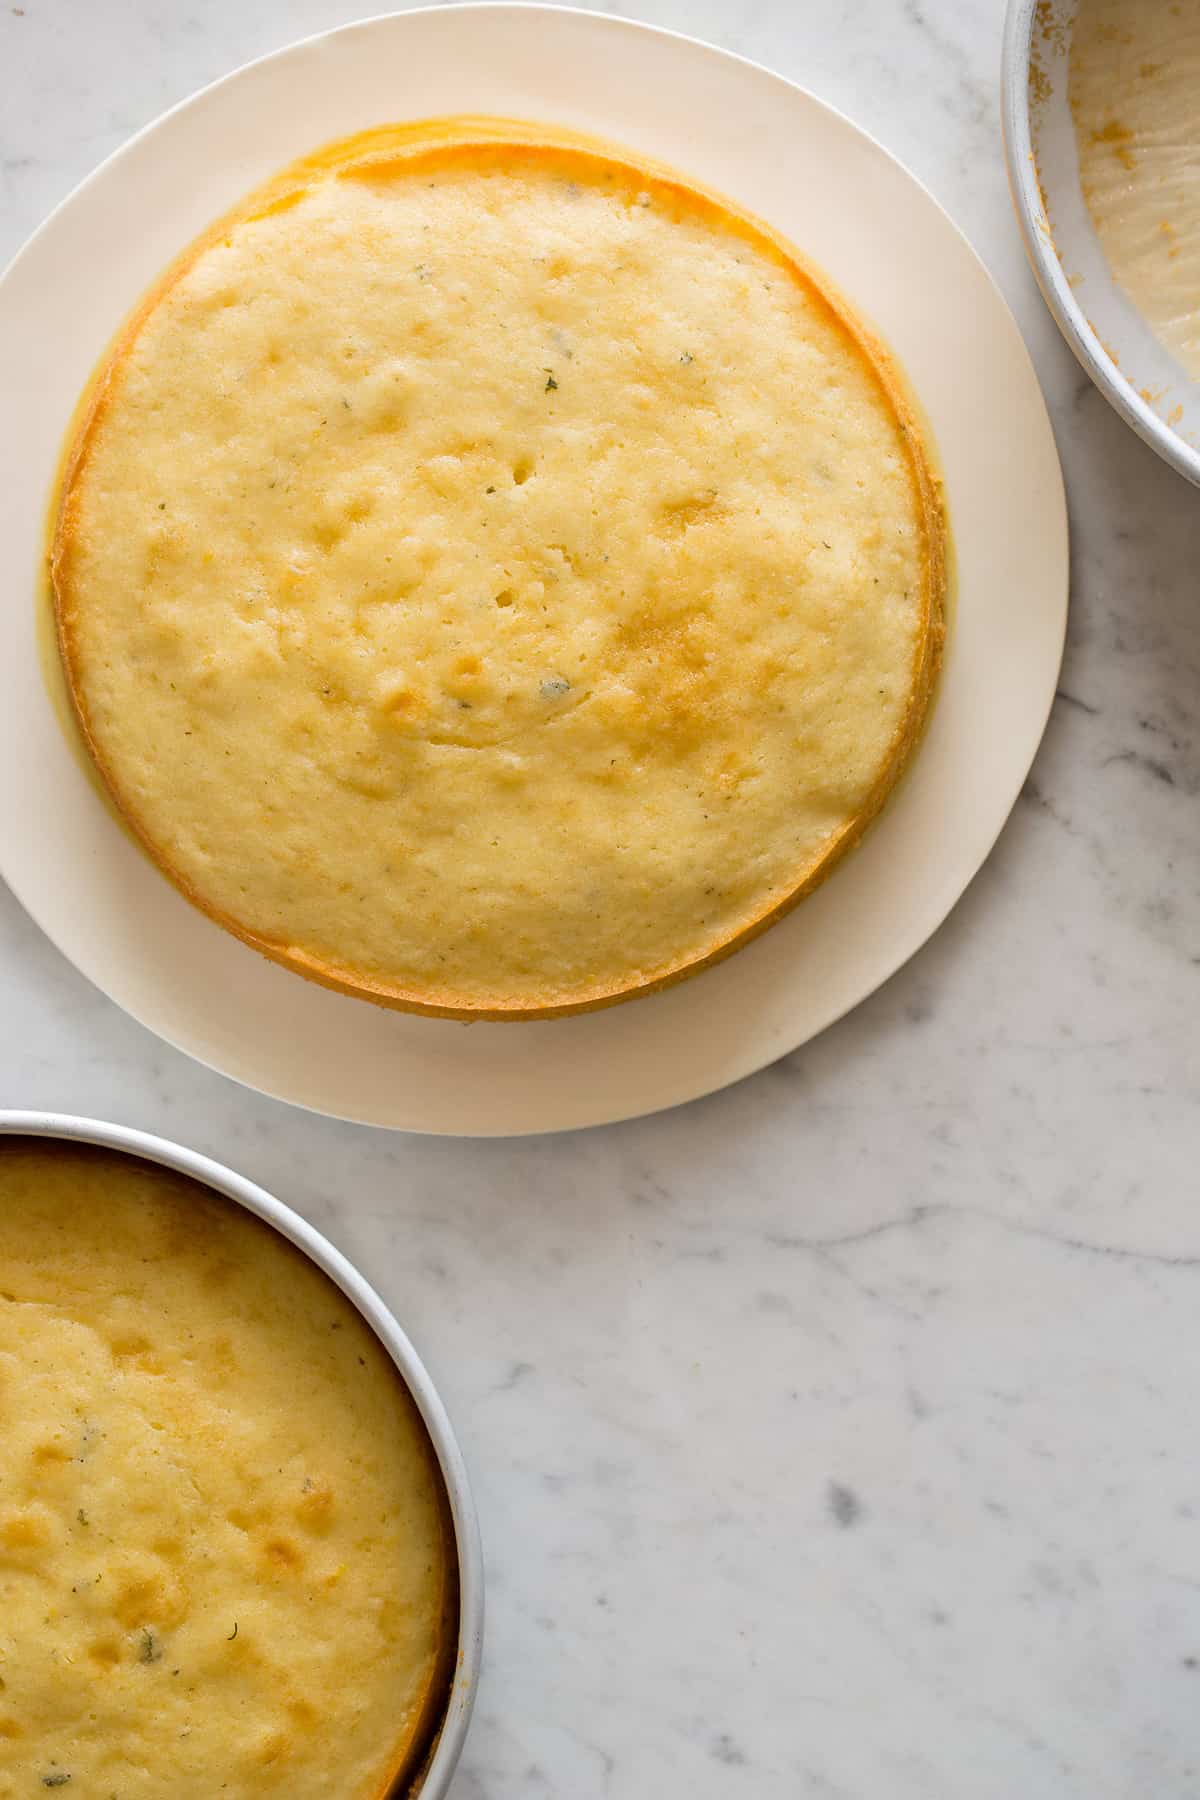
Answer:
(0, 1139, 454, 1799)
(53, 119, 944, 1017)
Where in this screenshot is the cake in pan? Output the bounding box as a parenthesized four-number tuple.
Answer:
(0, 1139, 455, 1798)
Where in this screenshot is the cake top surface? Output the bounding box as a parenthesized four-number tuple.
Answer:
(0, 1139, 451, 1800)
(55, 123, 941, 1015)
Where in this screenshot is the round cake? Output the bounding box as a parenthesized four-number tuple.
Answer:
(52, 119, 945, 1018)
(0, 1139, 455, 1799)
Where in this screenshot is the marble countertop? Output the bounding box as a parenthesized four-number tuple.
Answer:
(3, 1, 1199, 1794)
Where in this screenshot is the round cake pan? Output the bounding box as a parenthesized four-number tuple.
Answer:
(0, 1109, 483, 1798)
(1002, 0, 1200, 486)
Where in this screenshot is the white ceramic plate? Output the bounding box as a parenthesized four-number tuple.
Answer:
(0, 5, 1067, 1136)
(1003, 0, 1200, 486)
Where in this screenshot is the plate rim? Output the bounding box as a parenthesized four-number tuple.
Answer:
(0, 3, 1069, 1135)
